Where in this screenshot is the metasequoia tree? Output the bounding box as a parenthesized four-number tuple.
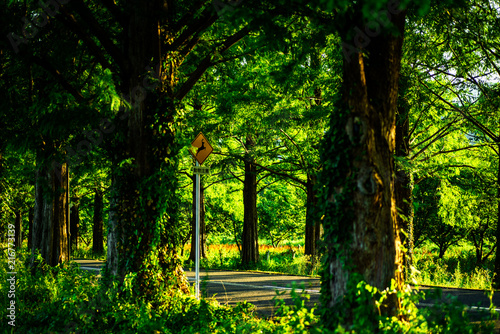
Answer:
(408, 0, 500, 286)
(32, 164, 69, 267)
(4, 0, 257, 292)
(1, 0, 111, 269)
(318, 0, 407, 326)
(200, 38, 332, 261)
(14, 0, 305, 295)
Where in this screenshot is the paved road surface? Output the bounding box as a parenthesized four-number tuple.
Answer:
(73, 259, 500, 317)
(74, 259, 319, 316)
(185, 269, 320, 317)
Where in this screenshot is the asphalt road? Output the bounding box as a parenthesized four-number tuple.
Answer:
(73, 259, 500, 318)
(185, 269, 320, 317)
(74, 259, 319, 316)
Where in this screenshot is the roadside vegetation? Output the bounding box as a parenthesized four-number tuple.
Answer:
(413, 243, 494, 290)
(71, 235, 495, 290)
(2, 246, 498, 333)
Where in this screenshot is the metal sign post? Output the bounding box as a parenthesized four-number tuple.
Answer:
(190, 132, 213, 300)
(195, 160, 200, 300)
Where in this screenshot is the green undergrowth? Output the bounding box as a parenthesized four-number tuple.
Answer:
(71, 243, 107, 261)
(0, 248, 311, 333)
(182, 242, 322, 277)
(412, 243, 494, 290)
(184, 240, 495, 290)
(71, 238, 495, 290)
(1, 247, 498, 333)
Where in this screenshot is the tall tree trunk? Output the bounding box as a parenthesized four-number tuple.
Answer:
(28, 206, 34, 250)
(70, 204, 79, 251)
(189, 179, 206, 261)
(319, 3, 406, 328)
(105, 0, 189, 296)
(93, 188, 104, 254)
(304, 175, 321, 257)
(14, 209, 22, 249)
(242, 135, 259, 265)
(31, 162, 69, 268)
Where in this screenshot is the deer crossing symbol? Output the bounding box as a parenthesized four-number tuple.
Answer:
(196, 139, 206, 156)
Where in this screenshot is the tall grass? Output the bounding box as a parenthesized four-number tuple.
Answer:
(184, 240, 494, 290)
(64, 236, 499, 290)
(412, 242, 493, 290)
(182, 243, 321, 277)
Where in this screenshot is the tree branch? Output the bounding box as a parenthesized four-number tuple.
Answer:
(30, 56, 84, 103)
(418, 78, 498, 141)
(57, 8, 113, 71)
(228, 169, 244, 183)
(66, 0, 125, 72)
(100, 0, 127, 27)
(213, 151, 306, 186)
(411, 118, 461, 161)
(175, 26, 250, 101)
(416, 144, 486, 163)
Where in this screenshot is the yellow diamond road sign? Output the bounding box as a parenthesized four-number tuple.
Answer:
(190, 132, 213, 165)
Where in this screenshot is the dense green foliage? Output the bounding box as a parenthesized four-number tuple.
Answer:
(1, 0, 500, 331)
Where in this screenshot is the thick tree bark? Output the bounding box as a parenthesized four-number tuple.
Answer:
(70, 204, 79, 251)
(31, 162, 69, 268)
(242, 136, 259, 265)
(189, 179, 206, 261)
(14, 209, 22, 249)
(93, 189, 104, 254)
(105, 0, 189, 295)
(320, 3, 406, 326)
(304, 175, 321, 257)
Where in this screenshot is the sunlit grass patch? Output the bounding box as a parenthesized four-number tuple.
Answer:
(182, 241, 320, 276)
(412, 242, 493, 290)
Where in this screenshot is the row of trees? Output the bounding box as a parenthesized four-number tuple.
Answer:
(1, 0, 499, 328)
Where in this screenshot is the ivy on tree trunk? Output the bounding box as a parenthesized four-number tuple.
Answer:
(395, 80, 414, 279)
(493, 144, 500, 287)
(318, 2, 407, 328)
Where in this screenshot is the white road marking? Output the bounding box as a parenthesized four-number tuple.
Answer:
(418, 302, 500, 312)
(79, 267, 499, 312)
(80, 266, 101, 271)
(187, 277, 320, 294)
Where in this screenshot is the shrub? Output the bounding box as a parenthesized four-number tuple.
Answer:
(1, 244, 497, 333)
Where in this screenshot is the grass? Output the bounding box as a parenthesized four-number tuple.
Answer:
(182, 238, 495, 291)
(182, 242, 322, 277)
(2, 243, 498, 333)
(71, 246, 107, 261)
(68, 237, 494, 290)
(412, 242, 494, 290)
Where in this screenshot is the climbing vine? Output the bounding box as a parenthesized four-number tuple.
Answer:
(317, 100, 358, 328)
